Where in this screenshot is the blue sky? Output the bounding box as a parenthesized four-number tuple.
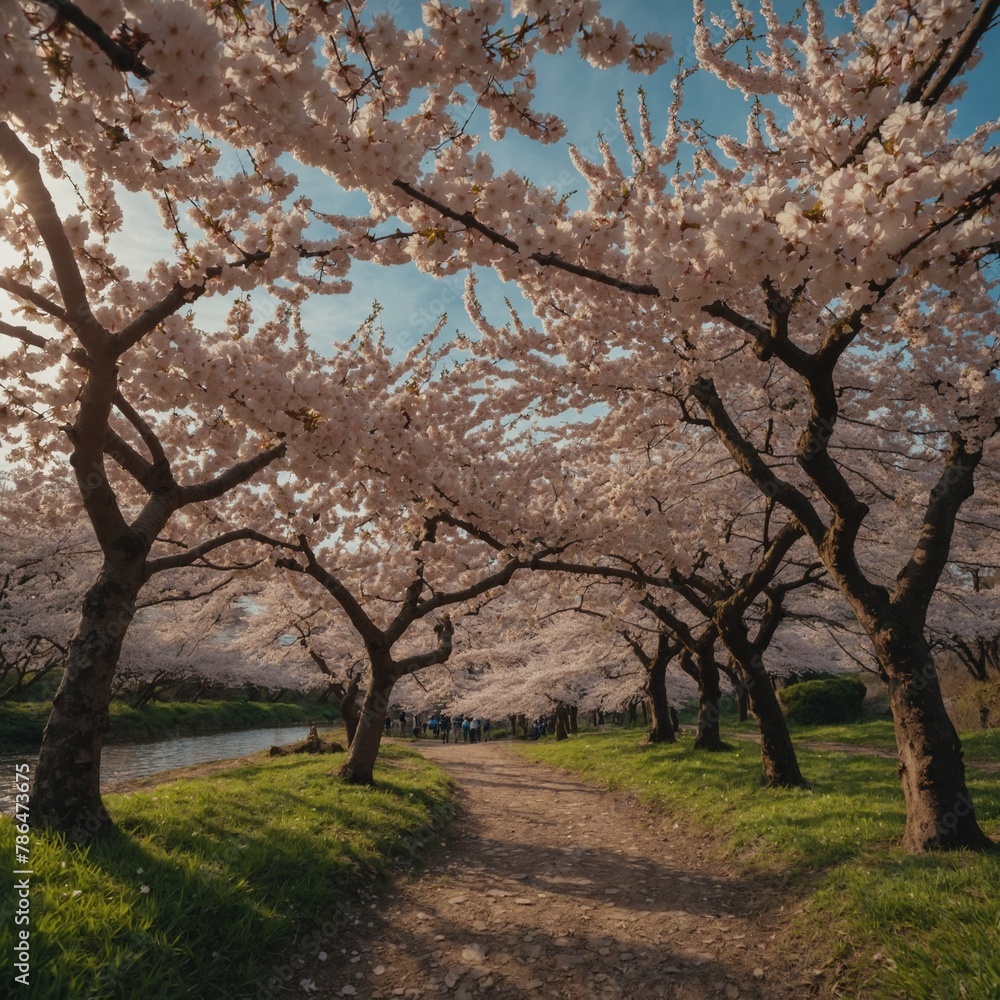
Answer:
(5, 1, 997, 365)
(293, 0, 1000, 358)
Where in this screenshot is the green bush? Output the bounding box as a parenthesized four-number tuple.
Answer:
(778, 676, 867, 725)
(772, 669, 836, 689)
(953, 678, 1000, 730)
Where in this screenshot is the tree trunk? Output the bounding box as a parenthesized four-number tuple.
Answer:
(718, 622, 805, 788)
(569, 704, 578, 734)
(745, 670, 803, 787)
(874, 627, 992, 852)
(31, 565, 138, 841)
(738, 654, 804, 787)
(681, 650, 724, 751)
(338, 675, 362, 746)
(646, 652, 677, 744)
(554, 704, 569, 740)
(734, 678, 749, 722)
(338, 667, 394, 785)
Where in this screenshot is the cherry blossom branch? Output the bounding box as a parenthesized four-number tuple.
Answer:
(756, 562, 826, 652)
(714, 521, 805, 633)
(274, 535, 385, 650)
(113, 389, 167, 470)
(395, 615, 455, 677)
(143, 529, 269, 578)
(893, 433, 989, 617)
(408, 556, 527, 626)
(177, 439, 286, 507)
(0, 123, 102, 350)
(102, 427, 154, 486)
(687, 376, 822, 533)
(135, 575, 236, 610)
(112, 251, 269, 355)
(0, 276, 67, 323)
(911, 0, 1000, 105)
(0, 319, 50, 352)
(688, 376, 884, 608)
(838, 0, 1000, 166)
(391, 180, 660, 297)
(36, 0, 153, 80)
(434, 508, 510, 553)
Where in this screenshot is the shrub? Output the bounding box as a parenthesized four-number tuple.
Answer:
(770, 669, 836, 690)
(778, 676, 867, 725)
(953, 678, 1000, 730)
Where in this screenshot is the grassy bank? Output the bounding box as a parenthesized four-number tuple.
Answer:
(511, 725, 1000, 1000)
(0, 700, 340, 753)
(0, 743, 454, 999)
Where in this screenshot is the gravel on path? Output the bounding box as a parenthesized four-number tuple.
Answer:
(296, 741, 824, 1000)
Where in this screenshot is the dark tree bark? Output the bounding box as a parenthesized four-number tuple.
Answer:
(32, 565, 141, 840)
(721, 630, 804, 787)
(720, 663, 750, 722)
(874, 623, 992, 851)
(624, 631, 678, 745)
(2, 122, 287, 842)
(338, 675, 362, 746)
(679, 648, 725, 751)
(706, 523, 811, 788)
(308, 648, 362, 746)
(554, 703, 570, 740)
(646, 650, 677, 744)
(692, 338, 996, 850)
(338, 659, 395, 785)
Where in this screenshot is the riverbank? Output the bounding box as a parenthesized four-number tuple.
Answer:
(0, 742, 456, 999)
(0, 699, 340, 753)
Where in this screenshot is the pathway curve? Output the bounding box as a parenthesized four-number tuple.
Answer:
(303, 741, 819, 1000)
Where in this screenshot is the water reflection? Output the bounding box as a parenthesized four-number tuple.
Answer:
(0, 722, 326, 815)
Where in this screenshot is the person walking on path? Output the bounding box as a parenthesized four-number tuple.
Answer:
(461, 717, 470, 743)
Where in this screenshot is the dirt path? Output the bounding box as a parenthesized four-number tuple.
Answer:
(300, 741, 818, 1000)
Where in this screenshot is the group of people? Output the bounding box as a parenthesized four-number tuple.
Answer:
(528, 717, 548, 740)
(386, 711, 491, 743)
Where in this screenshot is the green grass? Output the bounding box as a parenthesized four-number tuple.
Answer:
(670, 710, 999, 764)
(0, 699, 340, 753)
(784, 718, 897, 749)
(0, 744, 454, 999)
(511, 729, 1000, 1000)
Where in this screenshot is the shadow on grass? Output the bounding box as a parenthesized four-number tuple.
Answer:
(2, 752, 455, 1000)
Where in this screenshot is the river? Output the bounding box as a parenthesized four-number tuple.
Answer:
(0, 722, 327, 816)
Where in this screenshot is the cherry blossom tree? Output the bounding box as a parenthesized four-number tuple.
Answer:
(6, 0, 998, 852)
(1, 0, 675, 831)
(440, 602, 651, 730)
(365, 1, 1000, 851)
(240, 349, 578, 783)
(0, 125, 291, 838)
(226, 577, 370, 741)
(0, 479, 95, 701)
